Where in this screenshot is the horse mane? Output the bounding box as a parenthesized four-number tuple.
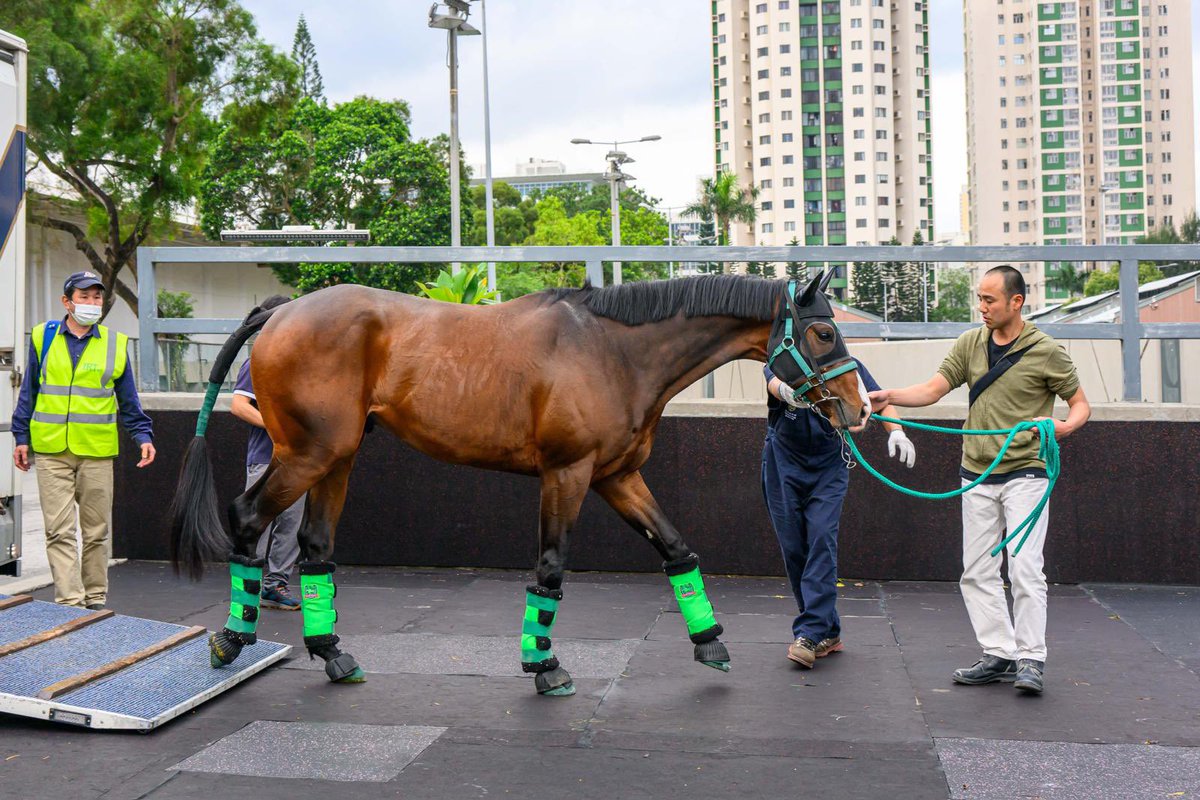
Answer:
(539, 274, 785, 325)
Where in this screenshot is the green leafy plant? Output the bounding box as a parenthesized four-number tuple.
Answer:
(416, 266, 498, 304)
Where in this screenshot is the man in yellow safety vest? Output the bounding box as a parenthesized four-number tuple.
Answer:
(10, 271, 156, 609)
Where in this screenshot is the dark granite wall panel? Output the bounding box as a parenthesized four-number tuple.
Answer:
(113, 412, 1200, 584)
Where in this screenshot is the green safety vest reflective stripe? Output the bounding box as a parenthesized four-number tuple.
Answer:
(29, 322, 128, 458)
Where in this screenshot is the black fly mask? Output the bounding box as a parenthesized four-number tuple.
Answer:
(766, 270, 861, 427)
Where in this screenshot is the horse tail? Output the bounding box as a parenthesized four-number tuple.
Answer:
(169, 296, 291, 579)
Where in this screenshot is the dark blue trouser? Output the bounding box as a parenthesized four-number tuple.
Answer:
(761, 430, 849, 642)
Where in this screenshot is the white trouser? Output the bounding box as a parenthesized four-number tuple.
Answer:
(959, 477, 1050, 662)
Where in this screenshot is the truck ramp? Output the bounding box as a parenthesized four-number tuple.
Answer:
(0, 593, 289, 731)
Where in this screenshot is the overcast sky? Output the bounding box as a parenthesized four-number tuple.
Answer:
(240, 0, 1200, 237)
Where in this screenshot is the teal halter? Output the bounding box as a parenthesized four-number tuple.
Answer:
(767, 280, 859, 407)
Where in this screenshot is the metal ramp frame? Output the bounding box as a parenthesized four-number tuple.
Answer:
(0, 594, 290, 731)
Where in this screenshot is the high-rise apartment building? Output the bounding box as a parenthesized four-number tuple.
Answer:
(965, 0, 1195, 310)
(711, 0, 934, 296)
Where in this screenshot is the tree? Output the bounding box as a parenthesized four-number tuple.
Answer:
(156, 289, 195, 391)
(929, 268, 972, 322)
(1048, 262, 1087, 298)
(684, 170, 758, 247)
(467, 181, 537, 246)
(1083, 262, 1164, 296)
(850, 258, 883, 317)
(292, 14, 325, 103)
(200, 96, 472, 293)
(1135, 217, 1200, 278)
(11, 0, 295, 319)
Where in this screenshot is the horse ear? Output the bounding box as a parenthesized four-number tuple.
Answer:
(818, 268, 835, 294)
(797, 273, 822, 305)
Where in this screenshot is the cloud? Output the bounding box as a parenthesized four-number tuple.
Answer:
(929, 70, 967, 237)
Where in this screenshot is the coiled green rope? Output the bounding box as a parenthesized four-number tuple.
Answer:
(843, 415, 1059, 557)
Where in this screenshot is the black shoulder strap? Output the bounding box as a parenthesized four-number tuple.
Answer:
(968, 343, 1037, 406)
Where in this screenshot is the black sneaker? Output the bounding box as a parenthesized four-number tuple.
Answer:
(1014, 659, 1045, 694)
(952, 655, 1018, 685)
(260, 584, 301, 611)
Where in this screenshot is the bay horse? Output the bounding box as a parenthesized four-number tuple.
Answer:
(169, 270, 867, 695)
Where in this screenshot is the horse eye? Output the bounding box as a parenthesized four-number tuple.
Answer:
(818, 330, 833, 341)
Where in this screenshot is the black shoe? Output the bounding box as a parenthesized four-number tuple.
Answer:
(1014, 659, 1045, 694)
(86, 603, 105, 611)
(952, 654, 1018, 685)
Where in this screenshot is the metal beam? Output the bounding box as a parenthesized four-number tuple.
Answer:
(1119, 259, 1143, 401)
(136, 247, 157, 393)
(135, 244, 1200, 396)
(139, 244, 1200, 265)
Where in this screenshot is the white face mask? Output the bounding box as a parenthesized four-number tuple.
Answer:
(70, 302, 103, 326)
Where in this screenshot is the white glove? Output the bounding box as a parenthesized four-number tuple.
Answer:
(888, 429, 916, 468)
(776, 381, 800, 408)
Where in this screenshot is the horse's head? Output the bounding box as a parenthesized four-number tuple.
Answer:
(766, 270, 868, 429)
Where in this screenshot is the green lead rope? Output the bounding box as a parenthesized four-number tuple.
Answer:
(844, 415, 1059, 557)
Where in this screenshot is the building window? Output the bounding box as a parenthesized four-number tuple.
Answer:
(782, 155, 794, 164)
(784, 221, 796, 231)
(760, 157, 772, 166)
(761, 201, 773, 211)
(762, 223, 774, 233)
(784, 199, 795, 209)
(782, 177, 795, 187)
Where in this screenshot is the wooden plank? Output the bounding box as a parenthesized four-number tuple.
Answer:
(37, 625, 207, 700)
(0, 609, 114, 658)
(0, 595, 33, 611)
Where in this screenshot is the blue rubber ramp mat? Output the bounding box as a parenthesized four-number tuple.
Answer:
(0, 594, 289, 731)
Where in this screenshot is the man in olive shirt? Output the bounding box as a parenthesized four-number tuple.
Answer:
(869, 266, 1090, 694)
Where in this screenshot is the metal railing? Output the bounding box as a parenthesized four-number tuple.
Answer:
(136, 244, 1200, 401)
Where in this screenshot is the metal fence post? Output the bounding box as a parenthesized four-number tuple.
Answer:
(1118, 258, 1141, 402)
(136, 248, 159, 394)
(586, 260, 604, 288)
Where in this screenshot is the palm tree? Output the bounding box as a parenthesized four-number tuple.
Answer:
(685, 170, 759, 246)
(1048, 263, 1087, 299)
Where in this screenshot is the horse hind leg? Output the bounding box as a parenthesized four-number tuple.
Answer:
(210, 461, 309, 668)
(293, 456, 366, 684)
(594, 471, 731, 672)
(523, 460, 592, 697)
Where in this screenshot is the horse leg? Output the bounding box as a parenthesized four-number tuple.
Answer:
(523, 460, 592, 697)
(210, 459, 317, 668)
(594, 471, 731, 672)
(290, 456, 366, 684)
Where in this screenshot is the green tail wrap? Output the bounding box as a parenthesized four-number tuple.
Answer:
(669, 565, 718, 637)
(520, 588, 560, 666)
(301, 572, 338, 639)
(195, 381, 222, 437)
(225, 560, 262, 635)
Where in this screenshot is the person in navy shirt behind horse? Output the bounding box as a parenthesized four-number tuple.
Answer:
(232, 352, 304, 611)
(762, 359, 915, 669)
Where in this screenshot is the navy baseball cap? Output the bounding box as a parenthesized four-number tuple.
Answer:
(63, 271, 105, 295)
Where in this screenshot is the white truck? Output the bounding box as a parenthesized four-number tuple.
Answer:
(0, 29, 27, 577)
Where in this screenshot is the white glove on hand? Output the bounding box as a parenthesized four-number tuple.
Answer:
(888, 429, 916, 468)
(776, 381, 800, 408)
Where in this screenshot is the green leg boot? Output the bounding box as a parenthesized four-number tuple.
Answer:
(665, 553, 730, 672)
(210, 554, 264, 668)
(521, 585, 574, 696)
(299, 561, 365, 683)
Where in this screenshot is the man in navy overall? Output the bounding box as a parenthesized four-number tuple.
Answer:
(762, 360, 914, 668)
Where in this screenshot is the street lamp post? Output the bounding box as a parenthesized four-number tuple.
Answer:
(429, 2, 479, 273)
(571, 135, 661, 284)
(477, 0, 496, 293)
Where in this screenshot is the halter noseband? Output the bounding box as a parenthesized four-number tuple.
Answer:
(767, 280, 858, 408)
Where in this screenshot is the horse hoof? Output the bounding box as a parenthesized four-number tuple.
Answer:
(334, 667, 367, 684)
(694, 639, 731, 672)
(534, 667, 575, 696)
(324, 652, 365, 683)
(209, 631, 243, 668)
